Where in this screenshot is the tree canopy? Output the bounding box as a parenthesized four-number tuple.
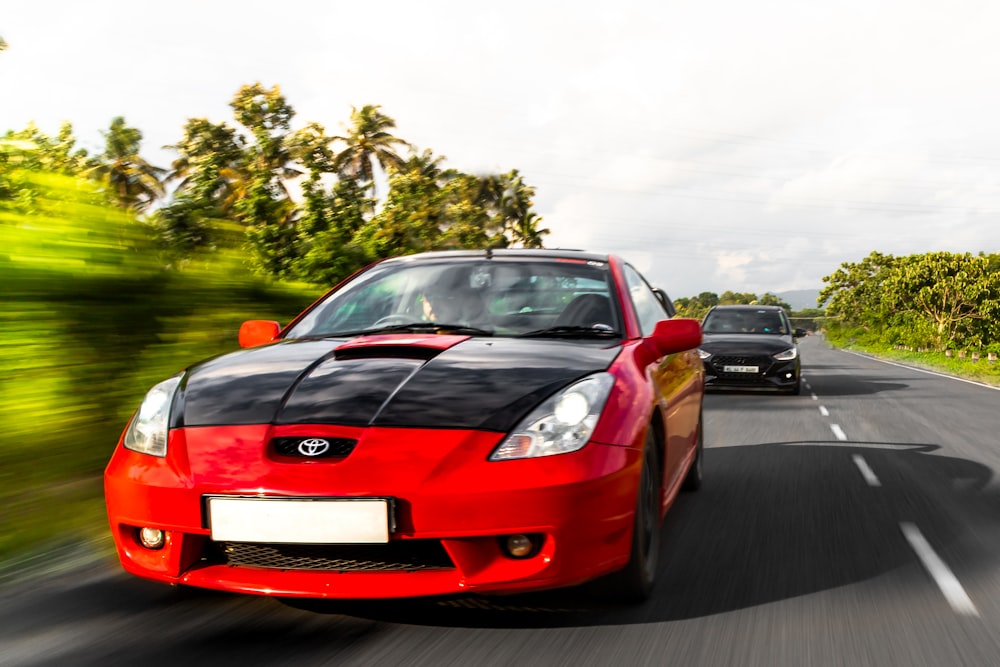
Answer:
(3, 83, 550, 286)
(820, 250, 1000, 351)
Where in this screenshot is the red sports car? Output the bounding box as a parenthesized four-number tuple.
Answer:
(104, 249, 704, 603)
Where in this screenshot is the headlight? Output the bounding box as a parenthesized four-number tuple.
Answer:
(489, 373, 615, 460)
(773, 347, 798, 361)
(123, 376, 181, 457)
(698, 348, 712, 360)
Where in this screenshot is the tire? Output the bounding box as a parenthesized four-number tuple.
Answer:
(682, 411, 704, 492)
(594, 427, 661, 603)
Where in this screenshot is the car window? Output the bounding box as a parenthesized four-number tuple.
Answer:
(285, 258, 622, 339)
(622, 264, 668, 337)
(703, 309, 788, 335)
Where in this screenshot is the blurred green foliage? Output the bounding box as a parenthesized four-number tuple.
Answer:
(0, 164, 321, 561)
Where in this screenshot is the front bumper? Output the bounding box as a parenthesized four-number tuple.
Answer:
(702, 356, 799, 391)
(105, 424, 641, 598)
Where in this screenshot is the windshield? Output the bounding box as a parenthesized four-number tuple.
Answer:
(285, 258, 622, 339)
(702, 309, 788, 335)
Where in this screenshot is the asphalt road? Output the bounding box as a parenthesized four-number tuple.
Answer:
(4, 334, 1000, 666)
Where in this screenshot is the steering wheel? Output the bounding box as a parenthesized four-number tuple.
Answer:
(372, 314, 415, 327)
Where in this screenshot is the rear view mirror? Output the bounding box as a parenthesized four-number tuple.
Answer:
(649, 318, 702, 357)
(239, 320, 281, 348)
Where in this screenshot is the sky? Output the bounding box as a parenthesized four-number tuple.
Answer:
(4, 0, 1000, 301)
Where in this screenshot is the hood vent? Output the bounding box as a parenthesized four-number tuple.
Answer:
(333, 345, 443, 362)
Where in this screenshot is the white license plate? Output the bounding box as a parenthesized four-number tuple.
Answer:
(208, 497, 390, 544)
(723, 365, 759, 373)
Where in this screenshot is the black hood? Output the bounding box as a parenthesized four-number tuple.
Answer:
(171, 336, 621, 433)
(700, 333, 795, 355)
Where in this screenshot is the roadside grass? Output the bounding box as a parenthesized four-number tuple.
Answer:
(824, 337, 1000, 388)
(0, 275, 323, 576)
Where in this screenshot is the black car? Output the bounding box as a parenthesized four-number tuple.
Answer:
(698, 305, 805, 394)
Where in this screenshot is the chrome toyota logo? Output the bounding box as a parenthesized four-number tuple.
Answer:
(297, 438, 331, 457)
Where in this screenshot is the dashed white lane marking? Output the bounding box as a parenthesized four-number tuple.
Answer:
(811, 393, 818, 401)
(851, 454, 881, 487)
(830, 424, 848, 441)
(900, 522, 979, 617)
(819, 405, 829, 417)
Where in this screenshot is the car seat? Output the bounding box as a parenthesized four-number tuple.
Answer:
(554, 294, 613, 328)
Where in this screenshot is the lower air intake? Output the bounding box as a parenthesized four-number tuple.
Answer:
(212, 540, 455, 571)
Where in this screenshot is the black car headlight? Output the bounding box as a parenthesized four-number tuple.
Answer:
(773, 347, 798, 361)
(489, 373, 615, 460)
(123, 376, 181, 457)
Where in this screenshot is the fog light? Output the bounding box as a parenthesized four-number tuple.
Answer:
(138, 527, 165, 550)
(503, 533, 540, 559)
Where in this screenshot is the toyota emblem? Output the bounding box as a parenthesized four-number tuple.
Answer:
(297, 438, 331, 457)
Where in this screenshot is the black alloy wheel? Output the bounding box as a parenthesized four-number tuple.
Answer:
(682, 410, 704, 492)
(595, 427, 661, 603)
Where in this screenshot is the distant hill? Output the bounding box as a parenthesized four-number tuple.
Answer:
(776, 289, 822, 311)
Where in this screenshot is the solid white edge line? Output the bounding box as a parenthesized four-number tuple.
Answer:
(830, 424, 848, 441)
(843, 350, 1000, 392)
(900, 522, 979, 617)
(819, 405, 830, 417)
(851, 454, 881, 487)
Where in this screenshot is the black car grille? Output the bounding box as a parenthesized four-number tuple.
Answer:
(209, 540, 455, 571)
(708, 355, 773, 380)
(269, 437, 358, 459)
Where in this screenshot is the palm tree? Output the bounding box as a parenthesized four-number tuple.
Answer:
(509, 210, 550, 249)
(88, 117, 166, 212)
(332, 105, 409, 199)
(490, 170, 548, 248)
(164, 118, 244, 206)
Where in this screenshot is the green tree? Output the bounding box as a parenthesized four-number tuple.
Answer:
(3, 122, 89, 175)
(674, 291, 719, 319)
(758, 292, 792, 311)
(719, 290, 758, 305)
(497, 170, 548, 248)
(165, 118, 245, 207)
(226, 84, 302, 276)
(332, 104, 409, 200)
(819, 251, 897, 329)
(88, 117, 166, 212)
(882, 252, 1000, 350)
(359, 149, 450, 258)
(155, 119, 247, 260)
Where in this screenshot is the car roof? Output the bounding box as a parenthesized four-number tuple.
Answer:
(380, 248, 614, 264)
(708, 304, 785, 311)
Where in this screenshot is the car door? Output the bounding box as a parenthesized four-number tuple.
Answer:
(621, 265, 703, 495)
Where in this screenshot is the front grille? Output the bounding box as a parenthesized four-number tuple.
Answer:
(209, 540, 455, 571)
(269, 437, 357, 459)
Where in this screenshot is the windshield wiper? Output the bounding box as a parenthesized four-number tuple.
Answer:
(338, 322, 495, 337)
(518, 325, 621, 339)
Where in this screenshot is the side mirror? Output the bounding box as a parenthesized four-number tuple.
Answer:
(649, 318, 702, 357)
(794, 328, 807, 338)
(238, 320, 281, 348)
